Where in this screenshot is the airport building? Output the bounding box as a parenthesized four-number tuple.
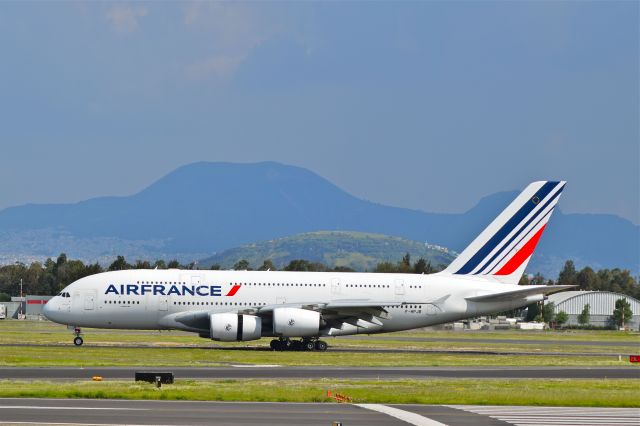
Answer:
(546, 291, 640, 330)
(0, 296, 52, 319)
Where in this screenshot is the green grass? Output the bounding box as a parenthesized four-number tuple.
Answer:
(0, 345, 634, 367)
(0, 379, 637, 407)
(0, 320, 637, 366)
(1, 320, 638, 407)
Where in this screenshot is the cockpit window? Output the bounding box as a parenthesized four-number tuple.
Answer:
(58, 292, 70, 298)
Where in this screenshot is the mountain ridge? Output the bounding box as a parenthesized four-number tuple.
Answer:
(0, 161, 637, 276)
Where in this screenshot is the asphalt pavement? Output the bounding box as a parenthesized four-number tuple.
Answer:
(0, 398, 638, 426)
(339, 334, 640, 347)
(0, 342, 635, 357)
(0, 366, 638, 381)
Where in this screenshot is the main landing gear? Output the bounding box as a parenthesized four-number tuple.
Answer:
(270, 337, 328, 352)
(72, 327, 83, 346)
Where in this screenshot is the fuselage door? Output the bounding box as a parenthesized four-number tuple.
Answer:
(394, 279, 405, 296)
(84, 290, 96, 310)
(158, 298, 168, 311)
(331, 278, 341, 295)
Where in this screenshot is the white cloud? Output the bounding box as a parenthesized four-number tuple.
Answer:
(105, 4, 148, 35)
(186, 55, 246, 79)
(183, 2, 279, 79)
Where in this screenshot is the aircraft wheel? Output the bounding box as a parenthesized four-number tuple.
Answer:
(315, 340, 328, 351)
(280, 338, 292, 351)
(73, 336, 83, 346)
(303, 340, 315, 351)
(291, 340, 304, 351)
(270, 339, 279, 351)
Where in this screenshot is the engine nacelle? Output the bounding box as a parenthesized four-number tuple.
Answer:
(210, 313, 262, 341)
(273, 308, 320, 337)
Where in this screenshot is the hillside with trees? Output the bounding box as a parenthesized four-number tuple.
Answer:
(198, 231, 455, 272)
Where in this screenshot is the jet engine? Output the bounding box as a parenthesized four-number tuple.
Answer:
(209, 313, 262, 341)
(273, 308, 320, 337)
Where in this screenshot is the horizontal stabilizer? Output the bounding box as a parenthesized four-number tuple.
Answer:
(466, 285, 575, 303)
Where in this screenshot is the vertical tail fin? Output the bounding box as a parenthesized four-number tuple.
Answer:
(443, 181, 566, 285)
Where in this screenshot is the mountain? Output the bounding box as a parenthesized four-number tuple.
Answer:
(0, 161, 637, 276)
(199, 231, 456, 271)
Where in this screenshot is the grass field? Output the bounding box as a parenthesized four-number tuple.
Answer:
(1, 320, 638, 407)
(2, 345, 635, 367)
(0, 378, 637, 407)
(0, 320, 638, 367)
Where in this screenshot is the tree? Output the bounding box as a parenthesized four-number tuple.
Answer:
(332, 266, 355, 272)
(402, 254, 414, 272)
(555, 311, 569, 327)
(258, 260, 275, 271)
(542, 301, 555, 323)
(167, 260, 181, 269)
(210, 264, 221, 270)
(108, 256, 131, 271)
(374, 262, 397, 273)
(557, 260, 577, 286)
(612, 298, 633, 328)
(525, 302, 541, 321)
(577, 303, 590, 326)
(284, 259, 327, 272)
(134, 260, 152, 269)
(576, 267, 599, 291)
(0, 292, 10, 302)
(413, 258, 434, 274)
(529, 273, 546, 286)
(55, 253, 67, 269)
(233, 259, 250, 270)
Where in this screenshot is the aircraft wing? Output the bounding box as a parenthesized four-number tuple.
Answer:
(465, 285, 575, 303)
(163, 297, 450, 335)
(250, 297, 449, 335)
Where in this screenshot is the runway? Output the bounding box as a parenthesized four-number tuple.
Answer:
(0, 366, 638, 381)
(0, 398, 638, 426)
(0, 343, 634, 357)
(340, 334, 640, 348)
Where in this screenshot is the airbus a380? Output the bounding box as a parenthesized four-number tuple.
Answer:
(44, 181, 571, 351)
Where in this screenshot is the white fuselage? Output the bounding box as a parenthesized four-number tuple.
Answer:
(43, 269, 537, 337)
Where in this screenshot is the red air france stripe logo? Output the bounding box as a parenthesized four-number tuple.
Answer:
(495, 225, 546, 276)
(226, 284, 241, 296)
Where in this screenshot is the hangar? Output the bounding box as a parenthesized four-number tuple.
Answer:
(546, 291, 640, 330)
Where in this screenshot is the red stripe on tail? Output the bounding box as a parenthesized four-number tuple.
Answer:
(495, 225, 546, 276)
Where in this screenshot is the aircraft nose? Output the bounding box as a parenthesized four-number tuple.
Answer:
(42, 297, 62, 323)
(42, 298, 54, 319)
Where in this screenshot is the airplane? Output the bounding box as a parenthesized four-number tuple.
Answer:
(43, 180, 571, 351)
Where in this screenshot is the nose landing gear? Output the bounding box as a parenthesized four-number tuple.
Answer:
(269, 337, 328, 351)
(72, 328, 83, 346)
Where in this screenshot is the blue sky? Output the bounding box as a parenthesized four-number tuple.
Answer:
(0, 1, 638, 223)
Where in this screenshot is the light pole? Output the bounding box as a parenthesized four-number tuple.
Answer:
(18, 278, 23, 318)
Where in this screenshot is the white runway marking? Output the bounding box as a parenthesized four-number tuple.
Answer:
(230, 364, 281, 368)
(451, 405, 640, 425)
(356, 403, 448, 426)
